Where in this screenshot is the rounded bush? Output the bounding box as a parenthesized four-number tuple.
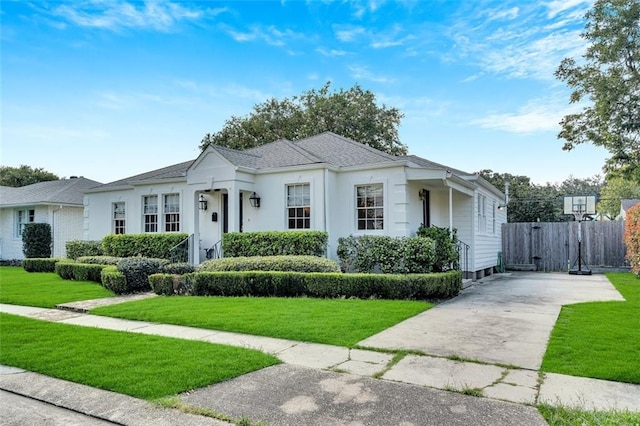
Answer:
(162, 262, 196, 275)
(76, 256, 123, 265)
(197, 255, 341, 273)
(116, 257, 168, 293)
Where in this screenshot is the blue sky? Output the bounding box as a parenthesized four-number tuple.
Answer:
(1, 0, 608, 185)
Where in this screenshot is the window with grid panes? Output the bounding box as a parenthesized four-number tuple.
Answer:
(164, 193, 180, 232)
(143, 195, 158, 233)
(356, 184, 383, 230)
(15, 209, 35, 238)
(287, 184, 310, 229)
(113, 202, 125, 234)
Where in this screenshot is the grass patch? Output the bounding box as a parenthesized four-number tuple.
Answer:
(92, 296, 432, 347)
(538, 404, 640, 426)
(541, 273, 640, 384)
(0, 313, 279, 400)
(0, 266, 113, 308)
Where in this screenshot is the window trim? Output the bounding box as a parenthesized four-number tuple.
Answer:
(163, 193, 180, 232)
(286, 183, 311, 230)
(477, 194, 487, 234)
(142, 195, 158, 233)
(14, 208, 35, 239)
(355, 183, 385, 231)
(113, 202, 126, 235)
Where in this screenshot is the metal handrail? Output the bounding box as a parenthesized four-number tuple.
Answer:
(168, 234, 191, 263)
(205, 240, 222, 260)
(455, 239, 470, 278)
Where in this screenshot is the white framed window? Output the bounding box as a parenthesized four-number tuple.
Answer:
(287, 183, 311, 229)
(143, 195, 158, 233)
(164, 193, 180, 232)
(492, 201, 496, 234)
(478, 194, 487, 233)
(15, 209, 35, 238)
(356, 184, 384, 230)
(113, 202, 126, 235)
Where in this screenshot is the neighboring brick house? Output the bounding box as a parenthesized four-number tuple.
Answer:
(84, 132, 507, 279)
(0, 177, 101, 260)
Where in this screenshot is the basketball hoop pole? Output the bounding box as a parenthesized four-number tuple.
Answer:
(564, 194, 595, 276)
(569, 209, 592, 275)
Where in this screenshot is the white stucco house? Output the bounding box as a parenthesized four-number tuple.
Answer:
(0, 177, 101, 260)
(84, 132, 507, 279)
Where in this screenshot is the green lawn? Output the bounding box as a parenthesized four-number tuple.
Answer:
(541, 272, 640, 384)
(0, 313, 279, 400)
(0, 266, 114, 308)
(538, 404, 640, 426)
(93, 296, 432, 347)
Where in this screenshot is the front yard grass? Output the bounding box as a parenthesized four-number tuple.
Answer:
(538, 404, 640, 426)
(0, 266, 113, 308)
(541, 272, 640, 384)
(92, 296, 433, 347)
(0, 313, 279, 400)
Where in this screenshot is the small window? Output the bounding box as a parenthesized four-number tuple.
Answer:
(478, 195, 487, 233)
(492, 201, 496, 234)
(287, 184, 310, 229)
(164, 193, 180, 232)
(15, 209, 35, 238)
(113, 202, 126, 234)
(143, 195, 158, 233)
(356, 184, 384, 230)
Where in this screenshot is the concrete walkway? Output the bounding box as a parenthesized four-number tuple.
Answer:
(1, 272, 640, 425)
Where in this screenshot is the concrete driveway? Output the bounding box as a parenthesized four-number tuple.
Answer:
(359, 272, 624, 370)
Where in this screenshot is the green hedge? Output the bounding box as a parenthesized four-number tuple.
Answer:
(65, 240, 103, 260)
(162, 262, 196, 275)
(23, 258, 61, 273)
(22, 223, 52, 258)
(158, 270, 461, 299)
(54, 261, 75, 280)
(76, 256, 123, 265)
(197, 255, 340, 273)
(116, 257, 168, 293)
(102, 233, 189, 260)
(222, 231, 328, 257)
(416, 226, 459, 272)
(101, 266, 127, 294)
(337, 235, 437, 274)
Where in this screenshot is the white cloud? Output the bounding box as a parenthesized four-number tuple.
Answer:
(48, 1, 224, 32)
(348, 65, 395, 83)
(223, 24, 306, 47)
(334, 25, 366, 42)
(316, 47, 349, 56)
(545, 0, 591, 19)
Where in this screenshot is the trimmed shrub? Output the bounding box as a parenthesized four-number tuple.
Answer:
(65, 240, 103, 260)
(0, 259, 22, 267)
(101, 266, 127, 294)
(23, 258, 61, 273)
(71, 263, 107, 282)
(337, 235, 436, 274)
(222, 231, 328, 257)
(416, 225, 459, 272)
(102, 233, 189, 260)
(116, 257, 168, 293)
(149, 273, 192, 295)
(197, 255, 340, 273)
(162, 262, 196, 275)
(624, 204, 640, 277)
(188, 270, 462, 300)
(22, 223, 52, 258)
(55, 261, 76, 280)
(76, 256, 123, 265)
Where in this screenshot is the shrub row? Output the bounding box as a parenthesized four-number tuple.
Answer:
(101, 266, 127, 294)
(197, 255, 340, 273)
(23, 258, 61, 273)
(65, 240, 103, 260)
(54, 261, 106, 283)
(150, 270, 462, 300)
(102, 233, 189, 260)
(116, 257, 169, 293)
(416, 226, 459, 272)
(76, 256, 123, 265)
(222, 231, 328, 257)
(624, 204, 640, 277)
(337, 235, 438, 274)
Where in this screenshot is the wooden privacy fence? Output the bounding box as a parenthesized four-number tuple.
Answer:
(502, 221, 628, 272)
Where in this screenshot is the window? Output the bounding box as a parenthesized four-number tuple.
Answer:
(143, 195, 158, 233)
(492, 201, 496, 234)
(164, 193, 180, 232)
(356, 184, 384, 230)
(478, 194, 487, 233)
(113, 202, 126, 234)
(15, 209, 35, 238)
(287, 184, 310, 229)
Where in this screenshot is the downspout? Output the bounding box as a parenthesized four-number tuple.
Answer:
(449, 187, 453, 233)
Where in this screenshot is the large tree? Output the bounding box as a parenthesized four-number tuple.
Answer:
(556, 0, 640, 182)
(0, 165, 59, 187)
(200, 82, 407, 155)
(598, 175, 640, 217)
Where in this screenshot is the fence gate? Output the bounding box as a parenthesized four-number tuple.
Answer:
(502, 221, 628, 272)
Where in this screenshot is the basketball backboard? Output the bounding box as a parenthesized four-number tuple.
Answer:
(563, 195, 597, 215)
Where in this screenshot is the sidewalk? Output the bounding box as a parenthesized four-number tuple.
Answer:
(2, 299, 640, 419)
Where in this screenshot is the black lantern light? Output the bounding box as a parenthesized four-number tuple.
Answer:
(249, 192, 261, 208)
(199, 194, 208, 211)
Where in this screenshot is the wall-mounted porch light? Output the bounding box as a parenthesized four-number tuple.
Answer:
(249, 192, 261, 208)
(418, 189, 428, 201)
(199, 194, 208, 211)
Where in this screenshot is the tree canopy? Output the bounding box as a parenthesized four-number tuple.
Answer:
(0, 165, 59, 187)
(200, 82, 407, 155)
(478, 170, 603, 222)
(598, 175, 640, 217)
(556, 0, 640, 182)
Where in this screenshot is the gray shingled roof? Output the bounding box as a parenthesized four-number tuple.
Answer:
(246, 139, 322, 168)
(0, 177, 102, 207)
(401, 154, 474, 177)
(294, 132, 400, 167)
(95, 160, 194, 190)
(622, 199, 640, 212)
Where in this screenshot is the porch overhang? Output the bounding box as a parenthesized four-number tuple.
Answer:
(406, 169, 475, 196)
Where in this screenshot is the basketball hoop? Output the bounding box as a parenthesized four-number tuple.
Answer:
(563, 195, 596, 276)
